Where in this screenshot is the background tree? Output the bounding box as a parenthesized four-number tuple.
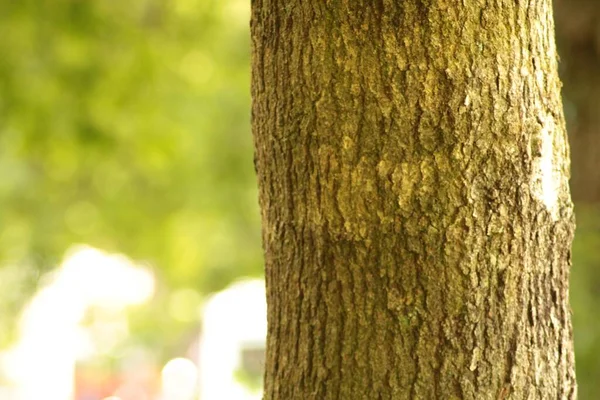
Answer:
(555, 0, 600, 203)
(252, 1, 576, 398)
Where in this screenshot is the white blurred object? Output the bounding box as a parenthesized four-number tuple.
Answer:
(59, 246, 155, 308)
(198, 279, 266, 400)
(160, 357, 198, 400)
(1, 245, 155, 400)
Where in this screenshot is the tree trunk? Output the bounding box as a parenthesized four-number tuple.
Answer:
(251, 1, 576, 399)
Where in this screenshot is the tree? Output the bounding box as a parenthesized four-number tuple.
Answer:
(251, 1, 576, 399)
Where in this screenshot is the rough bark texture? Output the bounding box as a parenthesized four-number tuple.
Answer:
(251, 1, 576, 399)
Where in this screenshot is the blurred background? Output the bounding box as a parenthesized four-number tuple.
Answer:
(0, 0, 597, 399)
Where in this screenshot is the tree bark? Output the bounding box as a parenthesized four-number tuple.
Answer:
(251, 1, 576, 399)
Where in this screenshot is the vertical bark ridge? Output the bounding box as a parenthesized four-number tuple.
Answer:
(252, 0, 576, 398)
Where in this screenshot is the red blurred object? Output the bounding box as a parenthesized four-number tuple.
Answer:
(74, 363, 118, 400)
(74, 360, 160, 400)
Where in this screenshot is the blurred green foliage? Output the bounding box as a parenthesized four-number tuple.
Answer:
(0, 0, 260, 348)
(570, 205, 600, 399)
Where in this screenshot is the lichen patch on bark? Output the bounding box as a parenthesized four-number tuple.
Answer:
(530, 112, 571, 221)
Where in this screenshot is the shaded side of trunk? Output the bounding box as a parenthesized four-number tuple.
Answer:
(251, 1, 576, 398)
